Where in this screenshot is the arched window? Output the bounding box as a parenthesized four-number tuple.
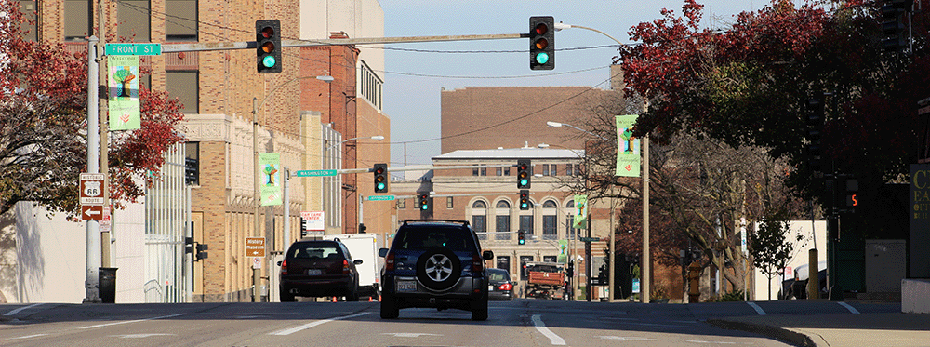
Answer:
(496, 200, 511, 240)
(542, 200, 558, 240)
(471, 200, 487, 240)
(565, 200, 578, 239)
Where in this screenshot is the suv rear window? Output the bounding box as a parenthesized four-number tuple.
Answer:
(287, 242, 342, 260)
(393, 224, 476, 252)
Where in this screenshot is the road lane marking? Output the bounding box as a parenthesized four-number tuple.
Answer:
(531, 314, 565, 345)
(8, 334, 48, 340)
(687, 339, 738, 344)
(382, 333, 443, 338)
(837, 301, 860, 314)
(746, 301, 766, 315)
(114, 333, 177, 339)
(78, 314, 181, 329)
(268, 312, 368, 336)
(4, 303, 45, 316)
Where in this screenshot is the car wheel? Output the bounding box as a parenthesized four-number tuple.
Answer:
(416, 247, 461, 291)
(280, 289, 295, 302)
(380, 293, 399, 319)
(347, 280, 360, 301)
(470, 296, 488, 321)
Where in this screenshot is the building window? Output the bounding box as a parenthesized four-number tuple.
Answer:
(520, 215, 534, 239)
(542, 200, 558, 240)
(504, 167, 510, 176)
(565, 164, 574, 176)
(19, 1, 37, 42)
(496, 256, 510, 272)
(64, 0, 92, 41)
(472, 200, 487, 240)
(565, 200, 578, 239)
(496, 167, 503, 176)
(166, 71, 198, 113)
(359, 60, 383, 111)
(542, 164, 549, 176)
(446, 197, 454, 209)
(549, 164, 557, 176)
(397, 199, 406, 209)
(543, 256, 557, 263)
(166, 0, 198, 42)
(495, 200, 510, 240)
(118, 0, 151, 42)
(472, 165, 479, 176)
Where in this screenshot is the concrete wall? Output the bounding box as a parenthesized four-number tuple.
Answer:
(0, 202, 145, 303)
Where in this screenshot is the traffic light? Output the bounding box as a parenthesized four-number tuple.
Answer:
(529, 16, 554, 70)
(882, 0, 912, 52)
(517, 159, 531, 189)
(256, 20, 282, 73)
(805, 95, 825, 175)
(195, 243, 208, 261)
(519, 190, 530, 210)
(518, 231, 526, 245)
(418, 193, 430, 211)
(843, 177, 858, 214)
(566, 260, 574, 277)
(373, 163, 388, 193)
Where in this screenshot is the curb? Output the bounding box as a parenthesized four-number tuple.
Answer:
(706, 318, 817, 347)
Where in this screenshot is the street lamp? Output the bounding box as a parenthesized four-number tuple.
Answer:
(546, 121, 609, 141)
(252, 74, 333, 302)
(326, 135, 385, 152)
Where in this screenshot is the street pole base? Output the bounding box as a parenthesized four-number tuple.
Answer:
(82, 297, 102, 304)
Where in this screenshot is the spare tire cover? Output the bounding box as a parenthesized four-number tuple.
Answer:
(416, 247, 461, 290)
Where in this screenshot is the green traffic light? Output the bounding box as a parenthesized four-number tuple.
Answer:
(520, 179, 527, 186)
(535, 52, 550, 65)
(262, 55, 276, 68)
(421, 204, 428, 210)
(377, 182, 385, 190)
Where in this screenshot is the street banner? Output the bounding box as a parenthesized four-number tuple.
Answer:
(557, 239, 568, 263)
(259, 153, 282, 206)
(616, 114, 641, 177)
(107, 55, 141, 130)
(573, 194, 588, 230)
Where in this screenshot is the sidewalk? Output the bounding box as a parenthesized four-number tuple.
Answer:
(708, 312, 930, 347)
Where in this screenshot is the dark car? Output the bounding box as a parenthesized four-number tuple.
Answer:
(379, 220, 494, 321)
(279, 239, 362, 302)
(780, 261, 827, 300)
(487, 268, 514, 300)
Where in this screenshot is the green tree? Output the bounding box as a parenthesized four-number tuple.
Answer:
(0, 2, 185, 216)
(750, 214, 801, 300)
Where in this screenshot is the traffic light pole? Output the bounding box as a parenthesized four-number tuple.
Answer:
(160, 33, 529, 53)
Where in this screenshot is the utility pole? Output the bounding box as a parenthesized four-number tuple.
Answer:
(83, 35, 101, 304)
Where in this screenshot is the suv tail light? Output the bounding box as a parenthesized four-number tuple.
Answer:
(342, 259, 350, 274)
(385, 251, 395, 271)
(499, 283, 512, 291)
(281, 260, 287, 275)
(471, 254, 484, 273)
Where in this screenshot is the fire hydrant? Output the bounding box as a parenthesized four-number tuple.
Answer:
(687, 261, 701, 303)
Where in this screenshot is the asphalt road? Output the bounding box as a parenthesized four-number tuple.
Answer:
(0, 299, 898, 346)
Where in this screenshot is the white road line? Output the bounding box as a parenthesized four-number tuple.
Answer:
(687, 339, 737, 344)
(268, 312, 369, 336)
(746, 301, 766, 315)
(79, 314, 182, 329)
(8, 334, 48, 340)
(4, 303, 45, 316)
(837, 301, 860, 314)
(531, 314, 566, 346)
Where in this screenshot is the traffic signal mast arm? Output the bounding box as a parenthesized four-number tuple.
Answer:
(161, 33, 529, 53)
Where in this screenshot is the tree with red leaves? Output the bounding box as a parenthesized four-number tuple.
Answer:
(0, 2, 184, 216)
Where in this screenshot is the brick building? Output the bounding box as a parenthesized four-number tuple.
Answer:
(17, 0, 389, 302)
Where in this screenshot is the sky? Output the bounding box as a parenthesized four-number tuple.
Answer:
(378, 1, 765, 167)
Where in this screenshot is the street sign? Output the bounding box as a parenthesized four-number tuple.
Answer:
(80, 173, 105, 206)
(367, 195, 395, 201)
(246, 237, 265, 257)
(81, 205, 103, 221)
(105, 43, 162, 56)
(300, 211, 325, 232)
(100, 206, 111, 232)
(295, 169, 337, 177)
(579, 237, 601, 242)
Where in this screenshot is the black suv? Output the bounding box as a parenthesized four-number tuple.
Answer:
(279, 239, 362, 302)
(378, 220, 493, 321)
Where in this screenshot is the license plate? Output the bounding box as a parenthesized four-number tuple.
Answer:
(307, 269, 322, 275)
(397, 280, 417, 292)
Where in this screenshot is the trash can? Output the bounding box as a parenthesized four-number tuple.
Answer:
(99, 267, 118, 303)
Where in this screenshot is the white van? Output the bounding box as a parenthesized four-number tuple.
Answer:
(323, 234, 380, 299)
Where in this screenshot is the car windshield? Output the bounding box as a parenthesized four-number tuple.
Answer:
(393, 225, 474, 252)
(488, 271, 509, 282)
(288, 243, 341, 260)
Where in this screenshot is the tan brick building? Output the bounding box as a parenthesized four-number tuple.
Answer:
(21, 0, 389, 301)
